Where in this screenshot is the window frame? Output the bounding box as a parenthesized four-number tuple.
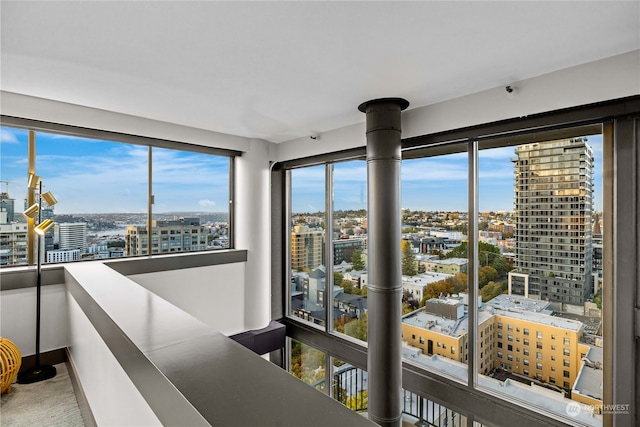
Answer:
(0, 115, 238, 265)
(277, 95, 640, 427)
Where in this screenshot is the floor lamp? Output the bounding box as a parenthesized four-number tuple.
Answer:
(18, 174, 58, 384)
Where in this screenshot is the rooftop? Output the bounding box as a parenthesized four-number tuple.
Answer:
(573, 344, 603, 401)
(403, 294, 586, 336)
(482, 295, 585, 332)
(402, 306, 493, 337)
(426, 258, 469, 265)
(401, 347, 601, 427)
(484, 294, 553, 313)
(401, 272, 453, 287)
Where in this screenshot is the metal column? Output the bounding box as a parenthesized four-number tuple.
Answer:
(358, 97, 409, 427)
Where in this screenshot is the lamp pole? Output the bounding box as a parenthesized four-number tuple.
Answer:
(18, 180, 57, 384)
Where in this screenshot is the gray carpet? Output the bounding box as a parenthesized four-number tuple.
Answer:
(1, 362, 85, 426)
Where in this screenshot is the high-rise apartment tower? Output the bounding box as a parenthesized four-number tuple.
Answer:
(290, 225, 323, 271)
(125, 217, 207, 256)
(59, 222, 88, 254)
(509, 138, 594, 305)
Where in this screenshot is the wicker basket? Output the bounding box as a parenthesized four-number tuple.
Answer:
(1, 337, 22, 394)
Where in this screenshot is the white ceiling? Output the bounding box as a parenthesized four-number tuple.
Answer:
(1, 1, 638, 144)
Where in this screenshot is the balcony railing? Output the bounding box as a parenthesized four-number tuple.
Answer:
(311, 364, 466, 426)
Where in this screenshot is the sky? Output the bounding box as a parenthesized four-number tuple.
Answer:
(1, 126, 603, 215)
(292, 134, 604, 214)
(0, 127, 229, 214)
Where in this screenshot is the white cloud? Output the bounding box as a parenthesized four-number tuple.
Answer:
(198, 199, 217, 207)
(1, 129, 19, 143)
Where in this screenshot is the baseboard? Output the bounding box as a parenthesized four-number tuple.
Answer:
(65, 349, 98, 427)
(18, 348, 66, 372)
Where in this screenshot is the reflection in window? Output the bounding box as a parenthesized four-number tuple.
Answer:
(290, 339, 325, 386)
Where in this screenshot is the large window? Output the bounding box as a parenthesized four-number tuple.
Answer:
(282, 114, 618, 426)
(475, 130, 604, 424)
(151, 147, 230, 254)
(401, 146, 469, 380)
(0, 124, 233, 266)
(289, 338, 469, 426)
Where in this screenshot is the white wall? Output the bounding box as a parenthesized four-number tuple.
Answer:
(67, 295, 162, 427)
(0, 91, 250, 153)
(128, 263, 246, 336)
(0, 284, 68, 356)
(234, 138, 274, 331)
(276, 50, 640, 162)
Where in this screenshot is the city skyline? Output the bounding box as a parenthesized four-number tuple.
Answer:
(2, 126, 603, 215)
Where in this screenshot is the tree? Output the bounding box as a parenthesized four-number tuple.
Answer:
(500, 281, 509, 293)
(290, 340, 326, 384)
(402, 303, 414, 315)
(344, 312, 367, 341)
(351, 249, 365, 271)
(449, 272, 468, 293)
(402, 290, 419, 312)
(429, 249, 445, 259)
(421, 281, 454, 305)
(341, 279, 360, 295)
(481, 281, 503, 302)
(447, 241, 510, 276)
(479, 266, 499, 288)
(593, 288, 602, 310)
(402, 240, 418, 276)
(346, 390, 368, 412)
(419, 272, 468, 306)
(107, 240, 125, 248)
(334, 272, 344, 287)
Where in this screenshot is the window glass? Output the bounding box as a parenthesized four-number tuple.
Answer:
(1, 127, 232, 265)
(290, 165, 326, 325)
(289, 339, 326, 387)
(149, 147, 230, 255)
(284, 125, 608, 426)
(0, 127, 30, 266)
(400, 146, 469, 382)
(332, 160, 368, 341)
(403, 390, 468, 426)
(332, 358, 368, 413)
(478, 133, 604, 425)
(37, 132, 148, 262)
